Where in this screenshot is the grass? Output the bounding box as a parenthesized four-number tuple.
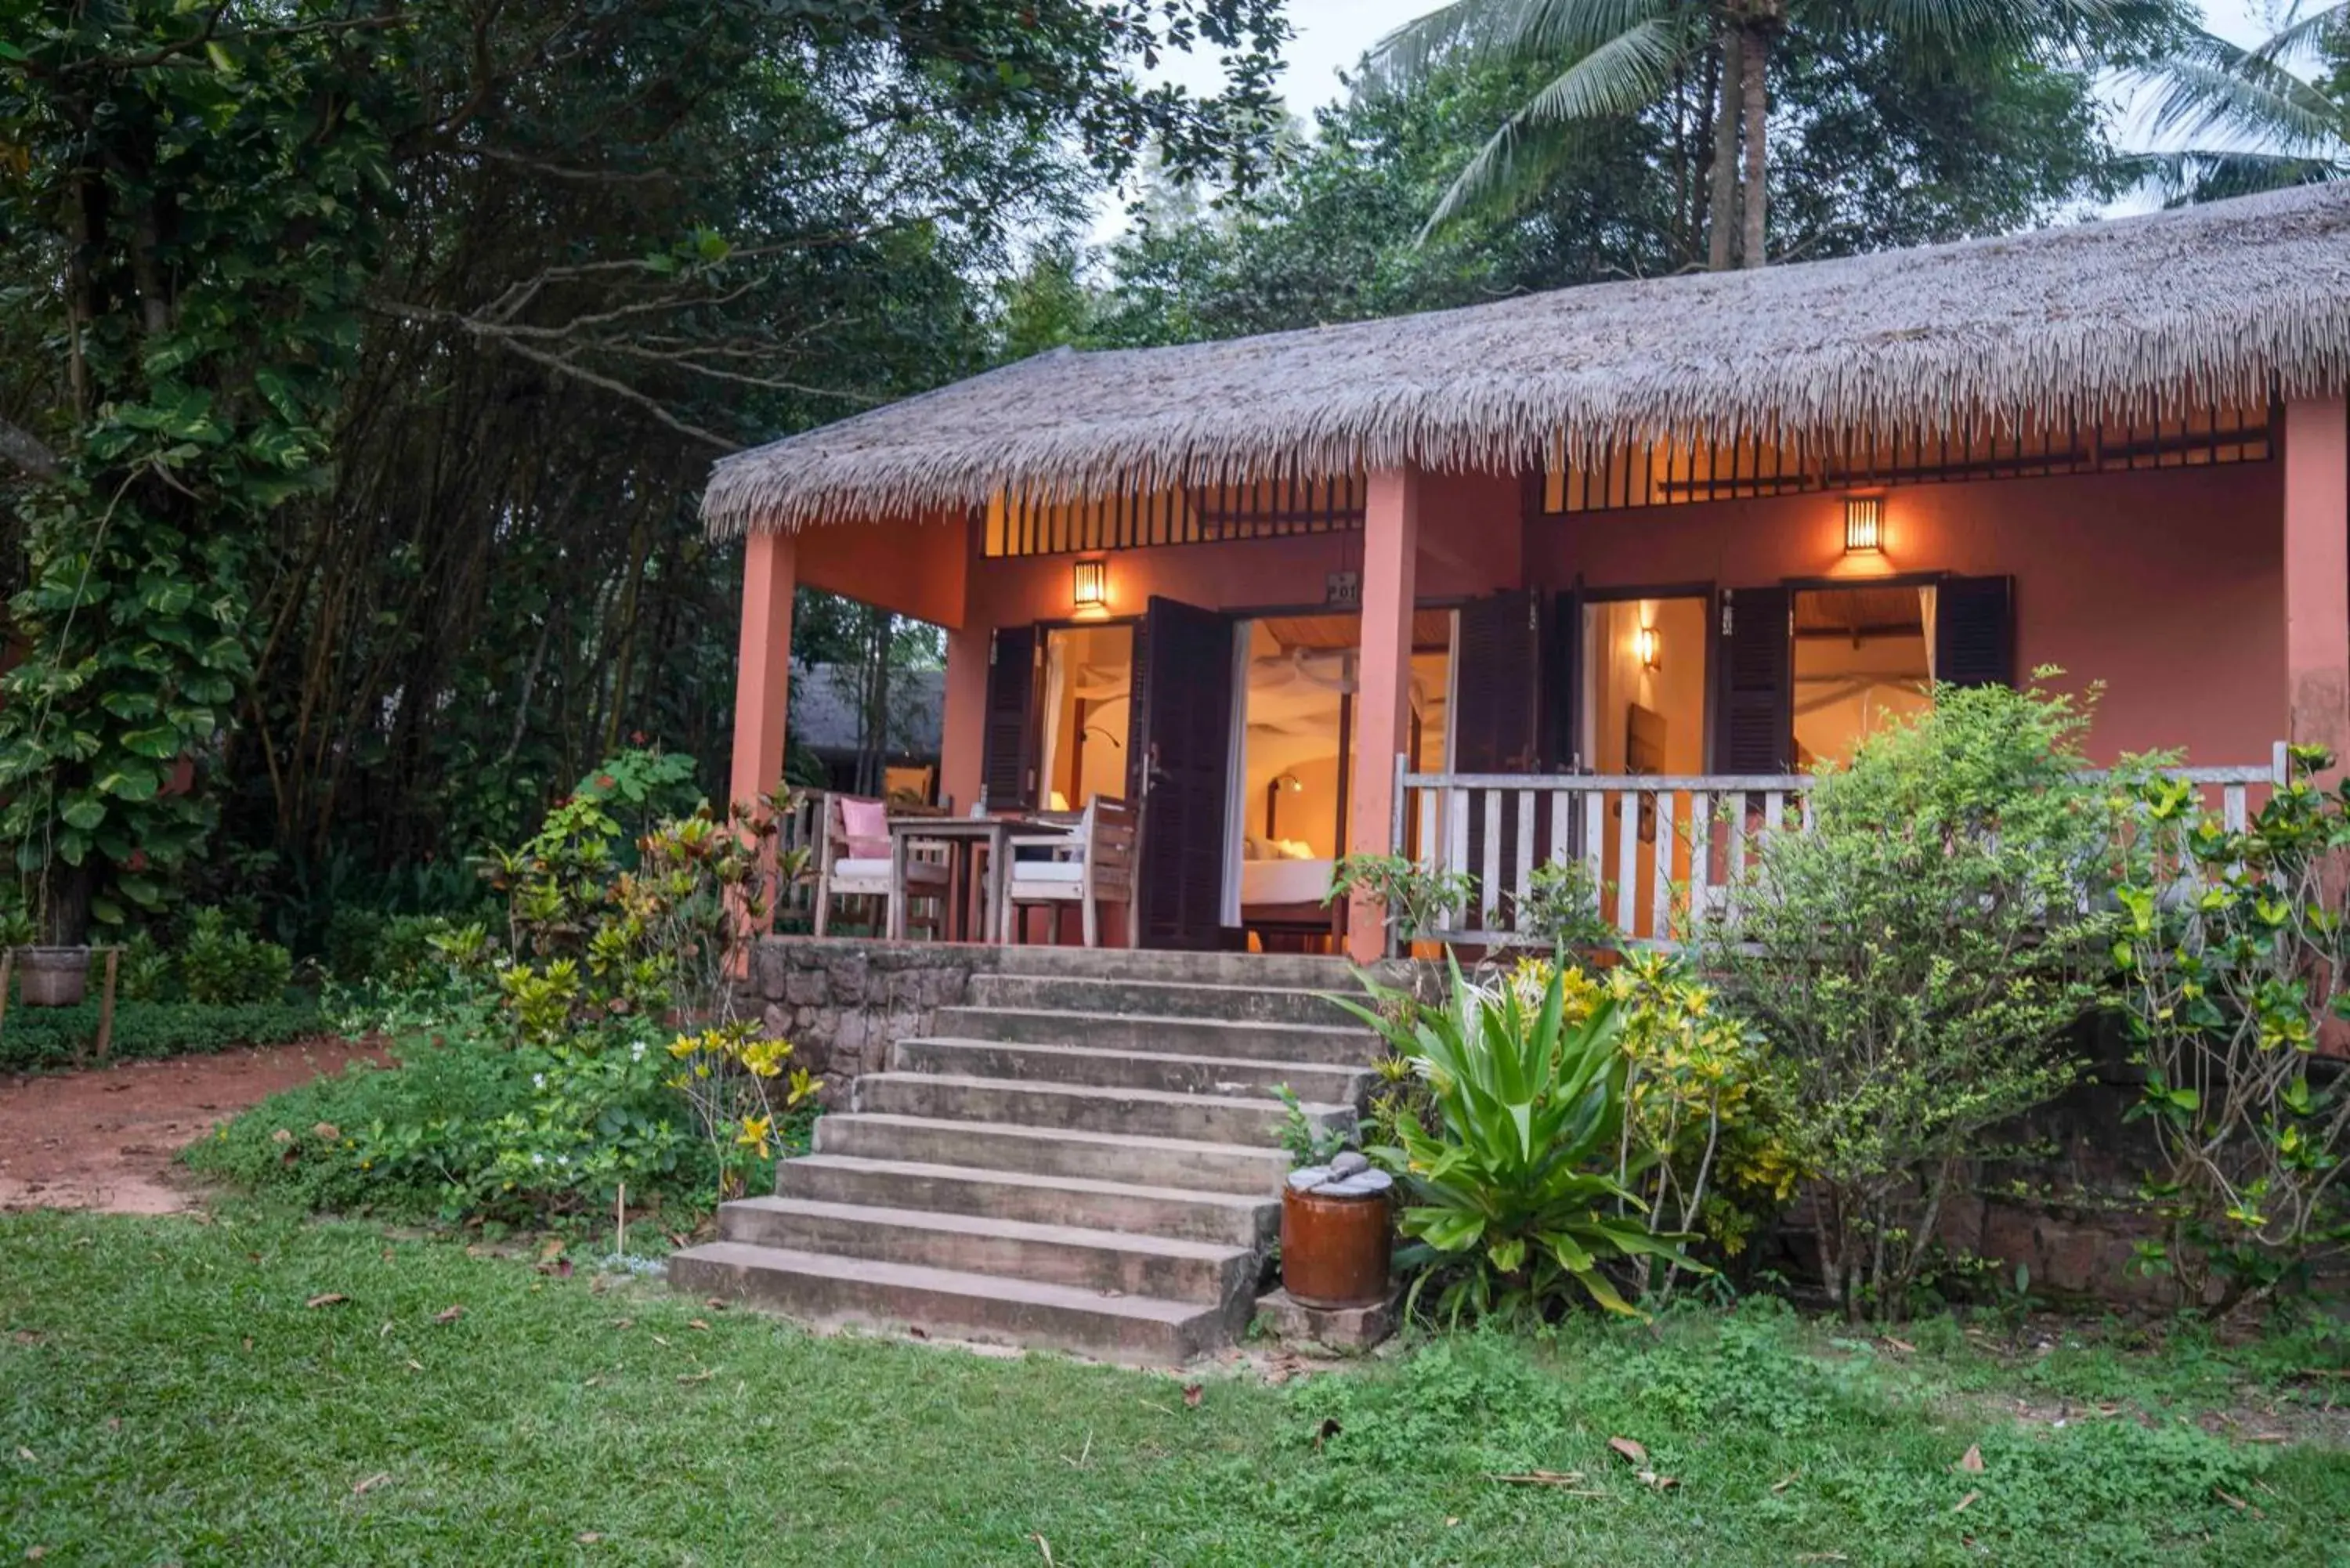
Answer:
(2, 1206, 2345, 1566)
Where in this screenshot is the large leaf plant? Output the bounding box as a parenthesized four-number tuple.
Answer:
(1340, 953, 1698, 1322)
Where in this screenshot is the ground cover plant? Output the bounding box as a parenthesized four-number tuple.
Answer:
(2, 1206, 2342, 1566)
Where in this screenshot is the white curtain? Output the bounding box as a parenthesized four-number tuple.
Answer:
(1036, 634, 1068, 807)
(1919, 587, 1940, 684)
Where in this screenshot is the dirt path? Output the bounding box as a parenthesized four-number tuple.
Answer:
(0, 1039, 382, 1215)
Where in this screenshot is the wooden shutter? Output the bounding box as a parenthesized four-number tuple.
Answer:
(1544, 588, 1582, 772)
(1936, 575, 2016, 688)
(1123, 618, 1151, 806)
(1712, 587, 1793, 774)
(980, 624, 1039, 810)
(1133, 598, 1235, 950)
(1453, 591, 1544, 771)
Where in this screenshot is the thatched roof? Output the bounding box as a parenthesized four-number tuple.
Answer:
(704, 183, 2350, 537)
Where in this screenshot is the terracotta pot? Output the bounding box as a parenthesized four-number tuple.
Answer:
(16, 946, 90, 1008)
(1281, 1183, 1393, 1310)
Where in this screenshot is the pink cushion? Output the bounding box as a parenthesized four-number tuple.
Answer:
(838, 797, 891, 860)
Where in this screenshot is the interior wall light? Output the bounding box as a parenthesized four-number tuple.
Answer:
(1635, 624, 1661, 671)
(1843, 495, 1884, 555)
(1071, 557, 1109, 611)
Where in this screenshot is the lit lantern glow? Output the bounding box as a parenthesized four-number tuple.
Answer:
(1843, 495, 1884, 555)
(1071, 557, 1109, 610)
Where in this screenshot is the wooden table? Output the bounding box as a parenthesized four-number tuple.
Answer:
(884, 815, 1068, 943)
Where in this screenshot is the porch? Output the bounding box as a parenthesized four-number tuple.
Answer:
(707, 186, 2350, 966)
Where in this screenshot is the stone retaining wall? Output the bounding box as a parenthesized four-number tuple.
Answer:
(743, 938, 1000, 1107)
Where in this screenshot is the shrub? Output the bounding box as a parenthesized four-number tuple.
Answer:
(177, 907, 295, 1004)
(1716, 677, 2115, 1321)
(202, 789, 816, 1224)
(0, 998, 324, 1073)
(2110, 744, 2350, 1314)
(1343, 955, 1697, 1321)
(1325, 853, 1473, 948)
(1517, 859, 1614, 952)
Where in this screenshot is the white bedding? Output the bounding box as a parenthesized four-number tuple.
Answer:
(1242, 857, 1334, 908)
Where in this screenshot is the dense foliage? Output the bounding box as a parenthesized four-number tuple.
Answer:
(0, 0, 1287, 949)
(2110, 745, 2350, 1313)
(1716, 678, 2117, 1321)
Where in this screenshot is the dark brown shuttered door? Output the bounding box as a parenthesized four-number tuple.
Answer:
(1712, 587, 1794, 774)
(980, 624, 1039, 811)
(1134, 598, 1235, 950)
(1935, 576, 2017, 689)
(1453, 591, 1546, 927)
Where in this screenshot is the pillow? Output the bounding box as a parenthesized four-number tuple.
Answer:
(1275, 838, 1317, 862)
(837, 797, 891, 861)
(1243, 836, 1265, 861)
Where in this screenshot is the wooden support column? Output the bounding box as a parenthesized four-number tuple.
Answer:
(2284, 397, 2350, 765)
(1348, 467, 1422, 963)
(729, 529, 798, 814)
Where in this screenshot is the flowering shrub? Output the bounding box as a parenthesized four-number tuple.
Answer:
(196, 777, 819, 1227)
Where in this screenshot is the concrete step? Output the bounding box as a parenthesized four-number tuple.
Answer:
(778, 1152, 1278, 1247)
(669, 1241, 1226, 1364)
(989, 946, 1375, 990)
(933, 1006, 1378, 1066)
(891, 1037, 1371, 1103)
(855, 1071, 1342, 1146)
(717, 1195, 1255, 1310)
(967, 971, 1369, 1027)
(813, 1113, 1289, 1197)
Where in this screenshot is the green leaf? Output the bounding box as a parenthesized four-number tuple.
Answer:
(60, 794, 107, 831)
(120, 725, 184, 760)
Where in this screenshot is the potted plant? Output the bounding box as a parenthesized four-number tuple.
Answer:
(1272, 1086, 1393, 1310)
(2, 884, 88, 1009)
(1325, 853, 1473, 960)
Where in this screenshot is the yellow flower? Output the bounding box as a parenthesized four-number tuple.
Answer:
(736, 1115, 775, 1158)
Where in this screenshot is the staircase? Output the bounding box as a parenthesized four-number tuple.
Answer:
(669, 947, 1383, 1363)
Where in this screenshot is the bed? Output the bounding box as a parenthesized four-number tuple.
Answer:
(1241, 853, 1340, 952)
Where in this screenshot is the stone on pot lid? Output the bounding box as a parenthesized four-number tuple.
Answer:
(1286, 1166, 1332, 1192)
(1329, 1151, 1370, 1177)
(1314, 1169, 1394, 1198)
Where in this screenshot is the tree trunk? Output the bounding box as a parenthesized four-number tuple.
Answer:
(1705, 27, 1743, 271)
(1739, 23, 1770, 269)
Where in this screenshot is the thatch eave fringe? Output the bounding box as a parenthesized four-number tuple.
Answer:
(701, 185, 2350, 539)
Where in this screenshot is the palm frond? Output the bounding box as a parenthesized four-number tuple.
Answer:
(2136, 37, 2346, 156)
(1361, 0, 1680, 96)
(1419, 16, 1692, 238)
(2119, 148, 2346, 204)
(1832, 0, 2130, 51)
(2248, 0, 2350, 71)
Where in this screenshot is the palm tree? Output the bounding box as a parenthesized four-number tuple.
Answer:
(2133, 2, 2348, 200)
(1365, 0, 2129, 269)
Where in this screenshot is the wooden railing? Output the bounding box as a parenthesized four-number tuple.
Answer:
(1389, 745, 2290, 951)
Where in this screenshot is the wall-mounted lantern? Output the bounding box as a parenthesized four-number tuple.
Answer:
(1072, 557, 1109, 611)
(1636, 624, 1661, 671)
(1843, 495, 1884, 555)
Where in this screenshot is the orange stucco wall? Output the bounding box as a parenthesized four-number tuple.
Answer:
(935, 468, 1520, 811)
(1524, 461, 2289, 767)
(927, 457, 2290, 807)
(796, 510, 970, 630)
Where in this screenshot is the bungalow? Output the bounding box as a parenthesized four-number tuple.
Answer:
(705, 183, 2350, 964)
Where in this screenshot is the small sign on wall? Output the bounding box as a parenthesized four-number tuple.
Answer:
(1325, 570, 1361, 609)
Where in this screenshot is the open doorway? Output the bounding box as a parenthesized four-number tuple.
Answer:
(1234, 610, 1452, 951)
(1582, 595, 1707, 932)
(1791, 584, 1935, 768)
(1037, 623, 1135, 811)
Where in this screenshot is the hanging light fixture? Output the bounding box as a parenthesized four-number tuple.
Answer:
(1071, 557, 1109, 610)
(1843, 495, 1884, 555)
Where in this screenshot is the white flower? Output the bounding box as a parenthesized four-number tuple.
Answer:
(630, 1042, 646, 1061)
(530, 1152, 545, 1166)
(533, 1073, 546, 1089)
(558, 1155, 569, 1167)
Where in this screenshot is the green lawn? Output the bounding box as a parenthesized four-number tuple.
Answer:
(2, 1208, 2345, 1566)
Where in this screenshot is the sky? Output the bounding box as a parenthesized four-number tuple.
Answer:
(1095, 0, 2289, 233)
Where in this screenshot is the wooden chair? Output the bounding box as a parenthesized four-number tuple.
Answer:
(813, 795, 949, 939)
(1000, 795, 1137, 948)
